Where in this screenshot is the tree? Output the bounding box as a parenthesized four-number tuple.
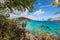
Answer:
(0, 14, 28, 40)
(52, 0, 60, 7)
(48, 18, 52, 21)
(0, 0, 36, 40)
(0, 0, 36, 13)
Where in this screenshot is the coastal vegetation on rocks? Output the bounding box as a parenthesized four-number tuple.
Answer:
(0, 0, 36, 40)
(0, 14, 60, 40)
(0, 0, 60, 40)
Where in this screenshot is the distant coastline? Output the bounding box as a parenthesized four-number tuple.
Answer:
(16, 17, 60, 22)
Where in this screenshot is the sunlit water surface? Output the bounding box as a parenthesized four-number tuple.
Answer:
(26, 21, 60, 35)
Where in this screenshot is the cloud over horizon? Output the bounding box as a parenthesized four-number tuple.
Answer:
(34, 9, 45, 15)
(10, 9, 45, 20)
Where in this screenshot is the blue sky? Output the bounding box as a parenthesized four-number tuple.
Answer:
(10, 0, 60, 21)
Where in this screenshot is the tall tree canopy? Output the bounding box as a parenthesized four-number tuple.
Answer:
(0, 0, 36, 13)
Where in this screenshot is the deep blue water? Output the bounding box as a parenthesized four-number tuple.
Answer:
(26, 21, 60, 35)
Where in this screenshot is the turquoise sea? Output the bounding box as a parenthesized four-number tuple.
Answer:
(26, 21, 60, 35)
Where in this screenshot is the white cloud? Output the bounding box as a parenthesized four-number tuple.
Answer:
(27, 15, 43, 21)
(34, 9, 45, 15)
(10, 9, 29, 18)
(10, 9, 45, 21)
(40, 4, 52, 8)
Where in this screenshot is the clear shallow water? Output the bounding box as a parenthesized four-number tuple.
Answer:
(26, 21, 60, 35)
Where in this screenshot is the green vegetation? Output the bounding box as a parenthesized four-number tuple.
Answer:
(0, 0, 36, 40)
(0, 0, 60, 40)
(52, 0, 60, 7)
(48, 18, 52, 21)
(0, 0, 36, 12)
(0, 14, 27, 40)
(32, 24, 60, 40)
